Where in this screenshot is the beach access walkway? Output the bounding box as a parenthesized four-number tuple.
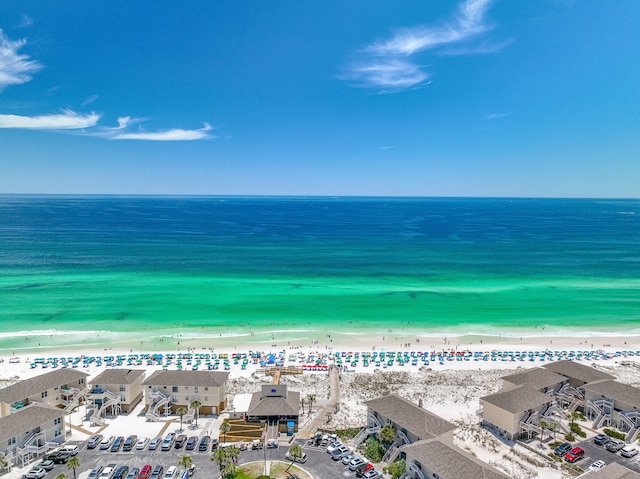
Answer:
(298, 365, 340, 436)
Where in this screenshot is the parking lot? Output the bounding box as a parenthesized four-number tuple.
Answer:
(23, 436, 368, 479)
(564, 438, 640, 473)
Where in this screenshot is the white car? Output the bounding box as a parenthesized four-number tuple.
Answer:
(24, 468, 46, 479)
(348, 457, 365, 471)
(589, 460, 606, 470)
(341, 454, 355, 465)
(363, 470, 380, 479)
(326, 441, 344, 454)
(285, 452, 307, 463)
(136, 437, 149, 450)
(621, 445, 638, 458)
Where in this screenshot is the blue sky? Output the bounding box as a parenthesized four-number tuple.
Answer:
(1, 0, 639, 197)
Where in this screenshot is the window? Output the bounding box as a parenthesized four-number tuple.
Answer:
(204, 387, 209, 391)
(172, 386, 178, 393)
(172, 396, 178, 403)
(204, 397, 208, 401)
(194, 387, 199, 393)
(8, 437, 16, 446)
(54, 417, 62, 425)
(119, 385, 126, 392)
(185, 396, 189, 401)
(41, 391, 48, 398)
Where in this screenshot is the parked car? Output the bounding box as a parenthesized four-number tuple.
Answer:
(594, 434, 610, 445)
(99, 464, 117, 479)
(87, 434, 103, 449)
(349, 456, 365, 471)
(621, 445, 638, 458)
(150, 466, 164, 479)
(198, 436, 210, 452)
(100, 436, 115, 450)
(148, 437, 162, 451)
(331, 445, 351, 460)
(88, 465, 104, 479)
(111, 436, 125, 452)
(363, 470, 380, 479)
(36, 460, 55, 471)
(24, 468, 46, 479)
(554, 443, 572, 457)
(185, 436, 197, 450)
(126, 467, 140, 479)
(210, 438, 219, 451)
(113, 466, 130, 479)
(589, 460, 606, 470)
(251, 439, 262, 450)
(565, 447, 585, 463)
(136, 437, 149, 450)
(285, 451, 307, 463)
(161, 433, 175, 451)
(326, 441, 344, 454)
(606, 438, 625, 452)
(51, 452, 71, 464)
(341, 454, 356, 465)
(163, 466, 178, 479)
(123, 435, 138, 451)
(266, 439, 278, 449)
(174, 435, 186, 449)
(138, 465, 153, 479)
(61, 445, 79, 456)
(355, 463, 374, 477)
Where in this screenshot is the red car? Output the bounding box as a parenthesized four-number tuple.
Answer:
(138, 465, 153, 479)
(565, 447, 585, 463)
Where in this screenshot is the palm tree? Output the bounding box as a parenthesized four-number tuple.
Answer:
(190, 400, 202, 427)
(220, 420, 231, 443)
(306, 394, 316, 414)
(379, 424, 395, 446)
(547, 422, 559, 441)
(177, 455, 193, 472)
(538, 420, 548, 444)
(176, 406, 188, 432)
(225, 445, 240, 466)
(67, 456, 80, 479)
(285, 444, 302, 472)
(300, 397, 305, 415)
(55, 474, 68, 479)
(211, 449, 234, 479)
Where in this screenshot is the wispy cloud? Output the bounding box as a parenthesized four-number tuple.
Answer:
(111, 123, 213, 141)
(18, 14, 34, 29)
(484, 112, 510, 120)
(343, 0, 506, 92)
(81, 94, 99, 106)
(0, 110, 100, 129)
(0, 29, 42, 90)
(377, 145, 395, 150)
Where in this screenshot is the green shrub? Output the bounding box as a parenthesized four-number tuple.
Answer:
(604, 428, 626, 440)
(570, 423, 587, 438)
(335, 428, 361, 440)
(364, 437, 385, 463)
(564, 433, 575, 442)
(549, 441, 563, 450)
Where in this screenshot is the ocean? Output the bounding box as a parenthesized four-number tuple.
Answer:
(1, 196, 639, 353)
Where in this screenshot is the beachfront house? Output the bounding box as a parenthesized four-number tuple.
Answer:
(0, 403, 66, 468)
(245, 384, 300, 436)
(582, 379, 640, 442)
(0, 369, 89, 418)
(401, 437, 510, 479)
(86, 369, 145, 426)
(357, 394, 456, 463)
(481, 385, 556, 440)
(542, 359, 615, 389)
(142, 370, 229, 420)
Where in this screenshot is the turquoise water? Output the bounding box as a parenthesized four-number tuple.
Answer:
(1, 196, 639, 352)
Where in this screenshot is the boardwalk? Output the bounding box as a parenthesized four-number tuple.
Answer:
(298, 366, 340, 436)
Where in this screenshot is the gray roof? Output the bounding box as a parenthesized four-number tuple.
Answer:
(247, 390, 300, 417)
(584, 462, 640, 479)
(142, 370, 229, 387)
(543, 360, 614, 384)
(481, 385, 552, 414)
(0, 403, 66, 444)
(0, 369, 89, 405)
(501, 367, 566, 391)
(363, 394, 456, 439)
(584, 380, 640, 409)
(91, 368, 145, 385)
(402, 438, 510, 479)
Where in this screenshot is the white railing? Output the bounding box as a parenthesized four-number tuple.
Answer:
(397, 430, 410, 445)
(90, 390, 120, 426)
(409, 462, 425, 479)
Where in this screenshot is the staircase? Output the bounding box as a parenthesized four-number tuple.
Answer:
(15, 432, 59, 467)
(146, 389, 171, 421)
(353, 427, 368, 446)
(382, 444, 400, 463)
(63, 386, 88, 413)
(89, 390, 121, 426)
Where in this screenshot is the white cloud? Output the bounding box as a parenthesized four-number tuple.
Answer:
(0, 29, 42, 90)
(0, 110, 100, 129)
(81, 94, 99, 106)
(111, 123, 214, 141)
(344, 0, 505, 92)
(484, 112, 510, 120)
(18, 14, 34, 28)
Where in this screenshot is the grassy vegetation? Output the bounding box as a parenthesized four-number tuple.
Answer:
(570, 422, 587, 438)
(335, 428, 361, 441)
(604, 428, 626, 440)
